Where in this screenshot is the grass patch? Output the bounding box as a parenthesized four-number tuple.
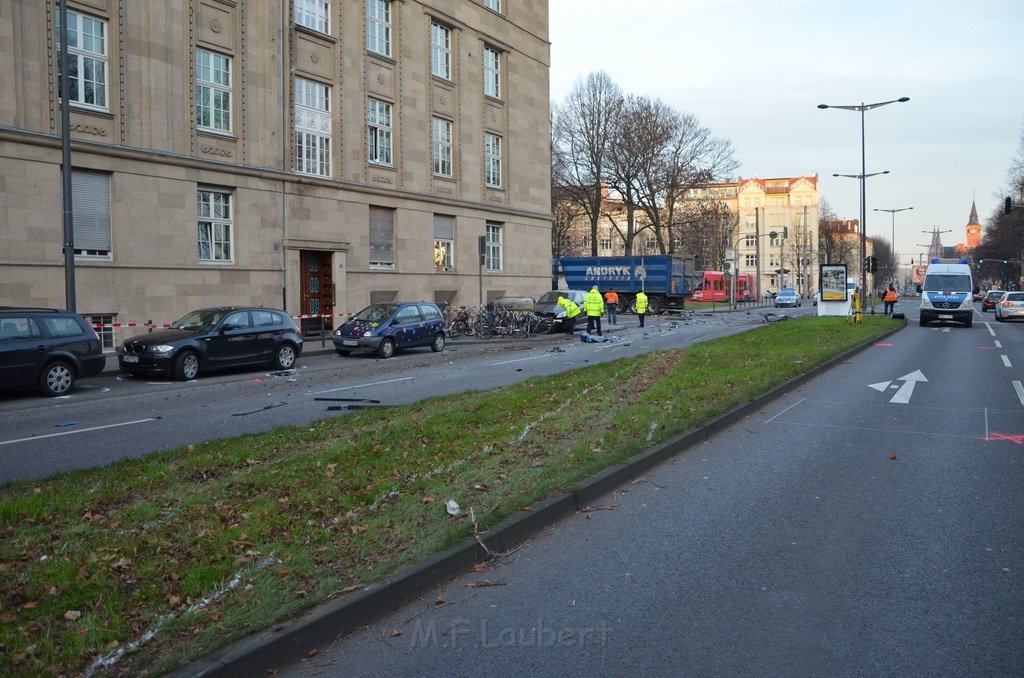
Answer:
(0, 315, 897, 675)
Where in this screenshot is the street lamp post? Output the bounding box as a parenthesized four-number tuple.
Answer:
(818, 97, 910, 313)
(833, 170, 889, 312)
(874, 206, 913, 284)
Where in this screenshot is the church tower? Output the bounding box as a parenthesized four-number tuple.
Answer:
(965, 200, 982, 250)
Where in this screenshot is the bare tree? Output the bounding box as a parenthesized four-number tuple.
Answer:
(817, 198, 858, 266)
(551, 72, 623, 257)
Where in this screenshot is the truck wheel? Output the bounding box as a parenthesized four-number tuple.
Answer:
(647, 296, 661, 314)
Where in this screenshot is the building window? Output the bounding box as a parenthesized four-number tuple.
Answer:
(484, 133, 502, 188)
(582, 235, 590, 249)
(744, 234, 756, 247)
(430, 22, 451, 80)
(57, 10, 108, 109)
(295, 77, 332, 177)
(745, 254, 757, 267)
(197, 189, 233, 262)
(369, 206, 395, 268)
(600, 238, 612, 251)
(366, 0, 391, 57)
(196, 49, 232, 133)
(432, 117, 453, 177)
(434, 214, 455, 271)
(484, 46, 500, 99)
(366, 98, 393, 165)
(295, 0, 330, 34)
(68, 170, 111, 257)
(88, 314, 115, 350)
(483, 0, 501, 12)
(646, 238, 657, 250)
(485, 221, 502, 271)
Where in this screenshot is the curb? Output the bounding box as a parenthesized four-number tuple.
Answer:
(174, 317, 905, 677)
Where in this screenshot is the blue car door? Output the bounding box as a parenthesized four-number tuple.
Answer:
(391, 305, 423, 349)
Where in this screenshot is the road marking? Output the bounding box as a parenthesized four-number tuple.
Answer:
(0, 418, 159, 447)
(1013, 381, 1024, 407)
(765, 397, 805, 423)
(1002, 355, 1013, 368)
(995, 340, 1003, 348)
(313, 377, 413, 395)
(869, 370, 927, 404)
(987, 324, 996, 336)
(492, 355, 545, 366)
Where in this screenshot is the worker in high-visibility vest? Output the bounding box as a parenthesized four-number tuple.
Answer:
(883, 285, 898, 315)
(556, 295, 582, 336)
(584, 286, 605, 336)
(604, 288, 619, 325)
(635, 290, 649, 328)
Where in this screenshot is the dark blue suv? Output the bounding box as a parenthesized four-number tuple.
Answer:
(0, 307, 105, 396)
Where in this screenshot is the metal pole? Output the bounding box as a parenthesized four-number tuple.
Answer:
(58, 0, 76, 311)
(860, 105, 870, 314)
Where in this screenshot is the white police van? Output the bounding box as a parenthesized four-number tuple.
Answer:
(919, 259, 974, 328)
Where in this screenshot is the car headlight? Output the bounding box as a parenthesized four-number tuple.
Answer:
(151, 344, 174, 354)
(960, 297, 973, 309)
(362, 331, 373, 338)
(556, 310, 566, 318)
(334, 329, 342, 336)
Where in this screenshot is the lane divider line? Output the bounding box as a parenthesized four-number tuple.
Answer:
(312, 377, 413, 395)
(0, 418, 159, 447)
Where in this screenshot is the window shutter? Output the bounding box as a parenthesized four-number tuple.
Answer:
(433, 214, 454, 240)
(70, 171, 111, 251)
(369, 206, 394, 265)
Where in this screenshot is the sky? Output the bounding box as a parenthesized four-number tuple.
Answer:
(548, 0, 1024, 263)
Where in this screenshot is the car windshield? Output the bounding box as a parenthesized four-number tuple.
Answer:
(780, 289, 796, 296)
(537, 292, 563, 304)
(353, 304, 398, 323)
(924, 275, 972, 293)
(171, 310, 224, 331)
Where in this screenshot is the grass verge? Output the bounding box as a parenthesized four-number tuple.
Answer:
(0, 315, 898, 676)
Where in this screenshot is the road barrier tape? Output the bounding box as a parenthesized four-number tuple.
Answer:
(90, 313, 354, 331)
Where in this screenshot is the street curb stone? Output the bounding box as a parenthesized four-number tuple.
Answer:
(174, 317, 905, 677)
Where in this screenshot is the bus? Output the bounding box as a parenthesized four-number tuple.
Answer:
(691, 271, 754, 302)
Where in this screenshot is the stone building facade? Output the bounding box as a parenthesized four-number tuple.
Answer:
(0, 0, 552, 342)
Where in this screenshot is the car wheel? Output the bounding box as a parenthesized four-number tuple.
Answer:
(920, 317, 929, 327)
(174, 351, 200, 381)
(273, 343, 297, 369)
(964, 317, 973, 328)
(335, 349, 350, 357)
(39, 361, 74, 397)
(377, 338, 395, 359)
(431, 333, 446, 352)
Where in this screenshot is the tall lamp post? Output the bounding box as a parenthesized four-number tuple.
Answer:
(874, 206, 913, 284)
(818, 97, 910, 310)
(834, 170, 889, 311)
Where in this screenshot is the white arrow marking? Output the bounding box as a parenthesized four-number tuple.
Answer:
(889, 380, 918, 404)
(867, 371, 927, 404)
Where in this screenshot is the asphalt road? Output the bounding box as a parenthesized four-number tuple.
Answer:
(0, 306, 787, 486)
(275, 303, 1024, 677)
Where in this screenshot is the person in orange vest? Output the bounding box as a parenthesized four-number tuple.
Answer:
(604, 288, 619, 325)
(883, 285, 898, 315)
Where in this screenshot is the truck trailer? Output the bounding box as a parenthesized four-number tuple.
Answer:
(555, 255, 697, 314)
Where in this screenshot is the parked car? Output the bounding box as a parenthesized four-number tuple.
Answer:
(0, 307, 105, 396)
(333, 302, 445, 358)
(118, 307, 303, 380)
(774, 288, 801, 308)
(994, 291, 1024, 321)
(972, 290, 984, 302)
(534, 290, 588, 331)
(981, 289, 1004, 312)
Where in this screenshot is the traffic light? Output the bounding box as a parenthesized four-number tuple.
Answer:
(1006, 197, 1013, 215)
(783, 227, 789, 239)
